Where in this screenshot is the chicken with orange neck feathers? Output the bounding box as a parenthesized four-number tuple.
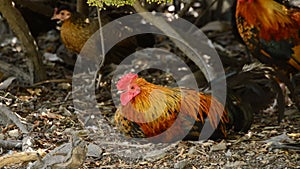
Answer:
(114, 73, 253, 142)
(234, 0, 300, 72)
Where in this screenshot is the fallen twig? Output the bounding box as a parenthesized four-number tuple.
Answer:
(0, 139, 22, 149)
(0, 150, 46, 168)
(0, 103, 28, 134)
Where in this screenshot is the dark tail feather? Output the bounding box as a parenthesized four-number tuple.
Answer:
(226, 89, 253, 132)
(226, 62, 285, 125)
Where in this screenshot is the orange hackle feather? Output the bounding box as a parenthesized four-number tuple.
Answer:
(236, 0, 300, 40)
(235, 0, 300, 71)
(114, 74, 229, 142)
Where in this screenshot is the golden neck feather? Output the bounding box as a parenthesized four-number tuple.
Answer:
(236, 0, 292, 30)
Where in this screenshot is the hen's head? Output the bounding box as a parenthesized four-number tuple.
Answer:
(51, 6, 72, 21)
(117, 73, 141, 106)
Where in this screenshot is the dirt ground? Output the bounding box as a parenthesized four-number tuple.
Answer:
(0, 19, 300, 168)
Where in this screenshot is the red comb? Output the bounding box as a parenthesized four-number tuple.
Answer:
(116, 73, 138, 90)
(54, 7, 58, 14)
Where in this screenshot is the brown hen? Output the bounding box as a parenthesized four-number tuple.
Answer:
(51, 6, 139, 64)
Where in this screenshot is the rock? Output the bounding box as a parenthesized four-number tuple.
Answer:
(187, 146, 197, 155)
(174, 159, 188, 169)
(87, 143, 103, 158)
(8, 129, 19, 138)
(210, 142, 227, 151)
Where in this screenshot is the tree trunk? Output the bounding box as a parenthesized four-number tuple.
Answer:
(77, 0, 89, 18)
(0, 0, 47, 83)
(13, 0, 53, 17)
(133, 1, 218, 81)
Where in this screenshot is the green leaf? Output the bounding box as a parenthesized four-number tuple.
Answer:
(87, 0, 172, 9)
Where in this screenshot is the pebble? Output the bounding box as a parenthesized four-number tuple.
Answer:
(188, 146, 197, 155)
(210, 142, 227, 151)
(8, 129, 19, 137)
(174, 159, 188, 169)
(0, 133, 4, 140)
(225, 149, 232, 157)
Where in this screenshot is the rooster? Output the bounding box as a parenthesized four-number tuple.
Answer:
(234, 0, 300, 72)
(114, 73, 253, 142)
(234, 0, 300, 110)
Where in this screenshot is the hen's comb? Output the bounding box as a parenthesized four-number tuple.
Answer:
(116, 73, 138, 90)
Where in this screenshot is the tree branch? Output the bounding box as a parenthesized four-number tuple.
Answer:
(0, 0, 47, 83)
